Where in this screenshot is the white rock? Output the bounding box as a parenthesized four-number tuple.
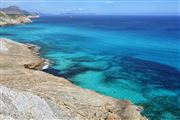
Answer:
(0, 39, 9, 52)
(0, 86, 57, 120)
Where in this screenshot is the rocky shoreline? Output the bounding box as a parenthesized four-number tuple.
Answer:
(0, 11, 32, 26)
(0, 38, 147, 120)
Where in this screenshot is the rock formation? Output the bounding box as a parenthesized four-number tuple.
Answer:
(0, 6, 40, 26)
(0, 38, 148, 120)
(0, 11, 32, 26)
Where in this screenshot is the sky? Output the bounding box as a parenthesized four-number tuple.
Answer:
(1, 0, 180, 15)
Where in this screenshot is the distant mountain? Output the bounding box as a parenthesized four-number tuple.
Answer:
(0, 6, 31, 15)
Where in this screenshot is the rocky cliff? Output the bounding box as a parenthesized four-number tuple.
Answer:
(0, 38, 147, 120)
(0, 11, 32, 26)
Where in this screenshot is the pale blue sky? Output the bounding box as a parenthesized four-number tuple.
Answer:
(1, 0, 180, 15)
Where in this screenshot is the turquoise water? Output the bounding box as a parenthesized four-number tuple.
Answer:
(1, 16, 180, 120)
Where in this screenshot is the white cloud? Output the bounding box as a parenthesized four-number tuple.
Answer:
(57, 8, 88, 14)
(104, 1, 115, 4)
(77, 8, 83, 11)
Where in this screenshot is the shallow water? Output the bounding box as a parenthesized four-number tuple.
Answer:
(1, 16, 180, 120)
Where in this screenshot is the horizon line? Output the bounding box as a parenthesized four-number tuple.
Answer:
(2, 1, 179, 3)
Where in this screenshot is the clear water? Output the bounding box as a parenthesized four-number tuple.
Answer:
(1, 16, 180, 120)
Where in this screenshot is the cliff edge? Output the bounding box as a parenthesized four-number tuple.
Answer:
(0, 38, 147, 120)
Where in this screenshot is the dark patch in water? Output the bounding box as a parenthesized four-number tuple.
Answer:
(119, 27, 148, 31)
(61, 64, 104, 78)
(45, 33, 95, 42)
(0, 33, 16, 36)
(67, 57, 97, 62)
(119, 57, 180, 90)
(15, 26, 44, 30)
(43, 63, 104, 79)
(43, 68, 61, 77)
(166, 28, 180, 32)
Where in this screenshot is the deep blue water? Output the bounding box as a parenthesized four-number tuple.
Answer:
(1, 16, 180, 120)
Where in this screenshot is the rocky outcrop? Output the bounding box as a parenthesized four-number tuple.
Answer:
(0, 6, 40, 26)
(0, 38, 147, 120)
(24, 59, 46, 70)
(0, 11, 32, 26)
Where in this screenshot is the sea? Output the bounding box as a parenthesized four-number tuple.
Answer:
(1, 15, 180, 120)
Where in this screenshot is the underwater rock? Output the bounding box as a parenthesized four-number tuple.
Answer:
(71, 71, 105, 87)
(80, 61, 110, 70)
(104, 66, 123, 79)
(54, 58, 76, 71)
(140, 93, 180, 119)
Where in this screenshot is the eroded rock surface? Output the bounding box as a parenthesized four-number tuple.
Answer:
(0, 11, 32, 26)
(0, 38, 147, 120)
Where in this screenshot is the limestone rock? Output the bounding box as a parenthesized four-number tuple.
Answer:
(106, 114, 121, 120)
(24, 59, 45, 70)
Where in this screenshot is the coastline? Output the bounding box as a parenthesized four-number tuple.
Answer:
(0, 11, 32, 26)
(0, 12, 147, 119)
(0, 38, 147, 119)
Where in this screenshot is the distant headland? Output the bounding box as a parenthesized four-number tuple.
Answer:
(0, 6, 39, 26)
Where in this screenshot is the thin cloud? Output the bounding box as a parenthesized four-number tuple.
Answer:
(104, 1, 115, 4)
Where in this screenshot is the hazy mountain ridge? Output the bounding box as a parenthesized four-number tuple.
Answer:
(0, 6, 31, 15)
(0, 6, 39, 16)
